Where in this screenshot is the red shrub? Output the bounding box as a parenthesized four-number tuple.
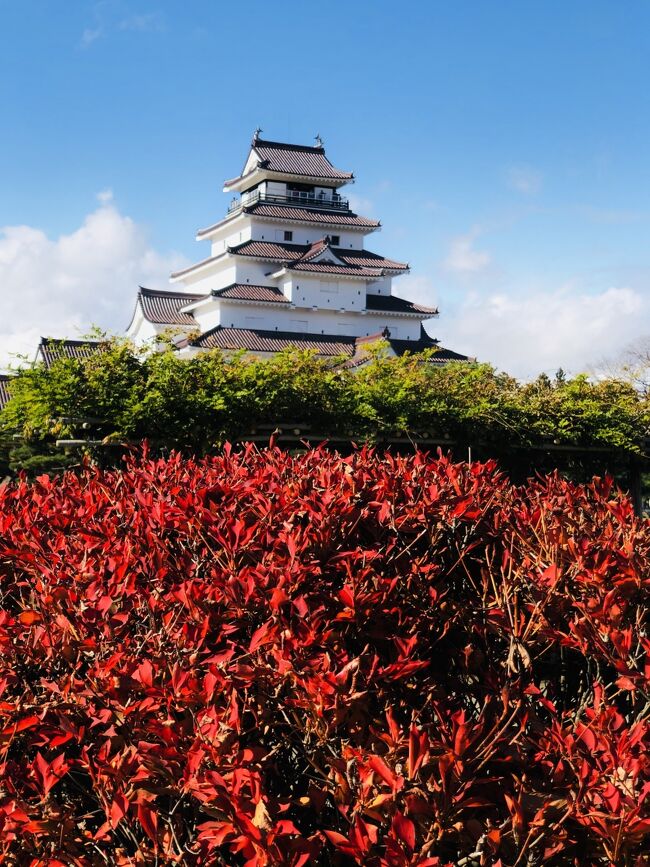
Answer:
(0, 445, 648, 865)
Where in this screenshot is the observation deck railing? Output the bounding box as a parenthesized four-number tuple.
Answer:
(228, 190, 350, 214)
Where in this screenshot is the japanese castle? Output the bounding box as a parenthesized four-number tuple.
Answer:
(125, 131, 467, 365)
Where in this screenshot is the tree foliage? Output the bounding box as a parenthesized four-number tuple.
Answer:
(0, 446, 648, 864)
(1, 339, 648, 475)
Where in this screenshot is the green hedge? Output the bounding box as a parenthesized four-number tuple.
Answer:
(1, 338, 648, 474)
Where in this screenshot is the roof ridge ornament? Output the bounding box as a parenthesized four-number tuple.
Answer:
(252, 126, 263, 144)
(315, 133, 324, 148)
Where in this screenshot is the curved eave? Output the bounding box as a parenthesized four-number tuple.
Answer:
(171, 254, 222, 282)
(364, 308, 439, 319)
(267, 266, 385, 282)
(216, 296, 291, 308)
(179, 296, 214, 314)
(242, 211, 380, 234)
(125, 295, 144, 333)
(223, 168, 354, 194)
(196, 208, 378, 241)
(172, 249, 409, 282)
(228, 248, 409, 272)
(196, 210, 243, 240)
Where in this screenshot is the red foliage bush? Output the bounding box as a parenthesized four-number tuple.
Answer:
(0, 446, 648, 865)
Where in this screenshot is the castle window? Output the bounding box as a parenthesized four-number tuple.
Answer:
(284, 230, 293, 242)
(330, 235, 340, 246)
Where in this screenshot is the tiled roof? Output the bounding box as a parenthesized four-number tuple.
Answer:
(422, 346, 470, 362)
(196, 202, 379, 240)
(190, 327, 356, 356)
(213, 284, 290, 304)
(230, 239, 409, 273)
(138, 287, 206, 324)
(365, 294, 438, 315)
(0, 374, 14, 410)
(350, 328, 470, 366)
(387, 325, 469, 361)
(37, 338, 103, 368)
(186, 324, 470, 365)
(338, 248, 409, 271)
(289, 261, 383, 277)
(225, 138, 353, 186)
(244, 202, 379, 229)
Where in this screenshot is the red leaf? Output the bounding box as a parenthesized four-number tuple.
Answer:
(110, 792, 129, 829)
(137, 802, 158, 842)
(392, 811, 415, 851)
(134, 659, 154, 688)
(368, 755, 403, 791)
(31, 752, 69, 798)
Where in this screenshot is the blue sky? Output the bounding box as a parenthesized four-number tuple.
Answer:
(2, 0, 650, 375)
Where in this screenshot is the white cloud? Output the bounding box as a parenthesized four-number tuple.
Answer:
(347, 193, 375, 217)
(507, 165, 543, 195)
(442, 284, 646, 378)
(444, 230, 491, 274)
(394, 275, 438, 310)
(119, 12, 165, 32)
(80, 6, 165, 47)
(0, 199, 187, 369)
(80, 26, 103, 47)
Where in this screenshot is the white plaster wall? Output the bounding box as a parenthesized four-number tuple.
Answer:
(251, 222, 362, 249)
(264, 181, 285, 196)
(281, 310, 421, 340)
(199, 212, 242, 244)
(177, 258, 277, 293)
(126, 311, 158, 346)
(194, 302, 423, 340)
(177, 261, 238, 295)
(233, 261, 275, 285)
(210, 223, 253, 256)
(366, 276, 394, 295)
(127, 311, 200, 350)
(192, 299, 222, 333)
(290, 276, 363, 311)
(203, 214, 365, 252)
(242, 148, 258, 175)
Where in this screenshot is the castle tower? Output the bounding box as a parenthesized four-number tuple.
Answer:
(127, 132, 466, 364)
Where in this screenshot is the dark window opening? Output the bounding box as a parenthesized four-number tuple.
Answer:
(330, 235, 340, 246)
(284, 230, 293, 242)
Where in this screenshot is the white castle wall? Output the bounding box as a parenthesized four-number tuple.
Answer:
(251, 223, 362, 249)
(191, 300, 423, 341)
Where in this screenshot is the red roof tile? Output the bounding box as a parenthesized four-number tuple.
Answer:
(225, 138, 353, 186)
(230, 239, 409, 273)
(0, 374, 14, 410)
(138, 287, 206, 325)
(365, 294, 438, 315)
(289, 262, 384, 277)
(353, 327, 470, 364)
(187, 325, 470, 364)
(190, 327, 356, 356)
(37, 339, 103, 368)
(196, 202, 379, 240)
(244, 202, 379, 229)
(214, 284, 289, 304)
(339, 248, 409, 271)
